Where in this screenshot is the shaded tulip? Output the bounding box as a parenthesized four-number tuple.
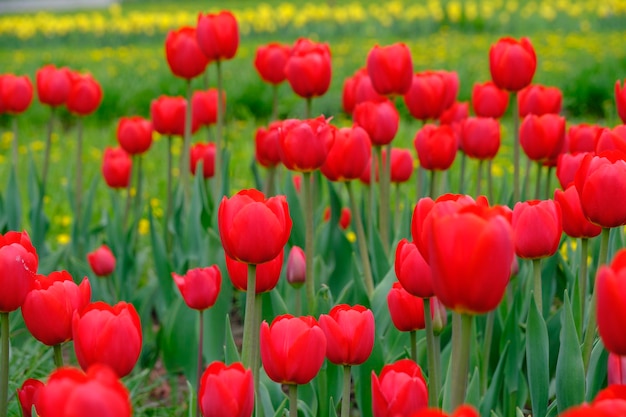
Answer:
(150, 95, 188, 137)
(489, 37, 536, 92)
(321, 126, 371, 181)
(165, 26, 209, 80)
(87, 244, 116, 277)
(554, 185, 601, 238)
(440, 101, 469, 126)
(17, 378, 43, 417)
(414, 124, 458, 171)
(197, 10, 239, 61)
(37, 364, 132, 417)
(608, 352, 626, 385)
(556, 152, 588, 189)
(390, 148, 414, 183)
(394, 239, 433, 298)
(199, 361, 254, 417)
(517, 84, 562, 117)
(471, 81, 509, 118)
(387, 282, 445, 332)
(568, 123, 602, 153)
(286, 246, 306, 288)
(101, 147, 132, 189)
(260, 314, 327, 385)
(225, 250, 283, 293)
(353, 99, 399, 146)
(596, 125, 626, 154)
(404, 70, 459, 121)
(371, 359, 428, 417)
(319, 304, 375, 366)
(0, 74, 33, 114)
(116, 116, 153, 155)
(285, 38, 332, 98)
(190, 142, 216, 178)
(366, 43, 413, 96)
(36, 64, 71, 107)
(193, 89, 224, 128)
(512, 199, 562, 259)
(254, 42, 291, 85)
(255, 121, 282, 168)
(0, 231, 38, 313)
(172, 265, 221, 311)
(279, 116, 335, 172)
(519, 113, 566, 163)
(22, 271, 91, 346)
(460, 117, 501, 160)
(66, 72, 102, 116)
(342, 68, 386, 114)
(598, 249, 626, 355)
(72, 301, 142, 377)
(616, 79, 626, 125)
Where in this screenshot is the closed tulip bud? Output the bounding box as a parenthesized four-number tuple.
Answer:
(192, 89, 224, 128)
(319, 304, 374, 366)
(598, 249, 626, 355)
(517, 84, 562, 117)
(22, 271, 91, 346)
(554, 185, 601, 239)
(279, 116, 335, 172)
(225, 250, 283, 293)
(404, 70, 459, 121)
(87, 244, 116, 277)
(608, 352, 626, 385)
(0, 231, 38, 313)
(353, 99, 399, 146)
(255, 121, 282, 168)
(489, 37, 537, 92)
(260, 314, 327, 385)
(460, 117, 501, 160)
(199, 361, 254, 417)
(394, 239, 433, 298)
(172, 265, 221, 311)
(36, 64, 71, 107)
(371, 359, 428, 417)
(285, 38, 332, 98)
(471, 81, 509, 119)
(286, 246, 306, 288)
(321, 126, 371, 181)
(596, 126, 626, 154)
(17, 378, 43, 417)
(556, 152, 587, 189)
(568, 124, 602, 153)
(66, 71, 102, 116)
(150, 95, 189, 137)
(512, 199, 562, 259)
(197, 10, 239, 61)
(414, 124, 458, 171)
(101, 147, 132, 189)
(366, 43, 413, 96)
(165, 26, 209, 80)
(116, 116, 153, 155)
(72, 301, 142, 377)
(616, 79, 626, 125)
(390, 148, 414, 183)
(254, 42, 291, 85)
(0, 74, 33, 114)
(190, 142, 216, 178)
(519, 113, 566, 163)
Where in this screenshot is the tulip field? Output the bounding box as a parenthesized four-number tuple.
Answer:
(4, 0, 626, 416)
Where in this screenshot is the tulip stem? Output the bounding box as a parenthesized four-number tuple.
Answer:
(123, 158, 134, 232)
(288, 384, 298, 417)
(394, 183, 401, 237)
(253, 292, 263, 413)
(265, 166, 276, 196)
(424, 298, 440, 408)
(535, 162, 542, 201)
(272, 84, 279, 121)
(376, 145, 391, 255)
(481, 310, 495, 395)
(42, 107, 55, 195)
(341, 365, 352, 417)
(74, 118, 84, 257)
(305, 97, 312, 119)
(181, 79, 193, 206)
(53, 344, 63, 368)
(134, 155, 144, 225)
(242, 264, 257, 370)
(346, 181, 374, 297)
(487, 160, 494, 203)
(417, 166, 424, 200)
(459, 151, 466, 194)
(11, 117, 18, 176)
(512, 93, 520, 203)
(429, 169, 438, 198)
(165, 136, 174, 253)
(196, 310, 204, 417)
(533, 258, 543, 315)
(410, 330, 417, 362)
(215, 60, 224, 201)
(449, 312, 473, 412)
(0, 313, 9, 417)
(476, 160, 484, 196)
(545, 166, 553, 200)
(303, 172, 316, 314)
(579, 237, 589, 339)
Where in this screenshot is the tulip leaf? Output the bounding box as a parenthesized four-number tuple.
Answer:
(526, 294, 549, 417)
(27, 155, 49, 251)
(353, 330, 385, 417)
(6, 166, 21, 230)
(555, 293, 585, 413)
(223, 314, 241, 364)
(148, 207, 174, 308)
(285, 172, 305, 248)
(466, 367, 481, 408)
(368, 220, 390, 284)
(159, 298, 198, 385)
(329, 397, 338, 417)
(269, 395, 288, 417)
(220, 148, 231, 198)
(480, 343, 509, 417)
(585, 339, 608, 402)
(0, 193, 6, 232)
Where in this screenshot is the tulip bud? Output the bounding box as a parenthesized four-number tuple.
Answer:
(286, 246, 306, 288)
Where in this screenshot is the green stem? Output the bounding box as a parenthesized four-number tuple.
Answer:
(181, 79, 193, 205)
(305, 97, 312, 119)
(481, 310, 495, 395)
(346, 181, 374, 297)
(11, 116, 18, 176)
(265, 166, 276, 196)
(417, 166, 424, 200)
(215, 60, 224, 201)
(394, 183, 400, 236)
(289, 384, 298, 417)
(410, 330, 417, 362)
(253, 292, 263, 412)
(545, 166, 553, 200)
(196, 310, 204, 417)
(53, 344, 63, 368)
(134, 156, 144, 224)
(429, 169, 438, 198)
(512, 94, 520, 202)
(165, 136, 174, 253)
(487, 159, 494, 203)
(424, 298, 440, 407)
(341, 365, 352, 417)
(377, 145, 391, 255)
(579, 237, 588, 339)
(303, 172, 316, 314)
(74, 118, 84, 257)
(476, 160, 483, 196)
(242, 264, 257, 369)
(0, 313, 9, 417)
(459, 151, 466, 194)
(523, 157, 532, 202)
(42, 107, 55, 195)
(272, 84, 279, 121)
(535, 162, 542, 201)
(533, 258, 543, 315)
(449, 313, 473, 411)
(123, 156, 135, 232)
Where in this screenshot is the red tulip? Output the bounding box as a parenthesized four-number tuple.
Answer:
(254, 42, 291, 85)
(554, 185, 602, 239)
(286, 246, 306, 288)
(366, 43, 413, 96)
(116, 116, 153, 155)
(285, 38, 332, 98)
(37, 365, 132, 417)
(616, 79, 626, 125)
(150, 95, 189, 137)
(72, 301, 142, 377)
(512, 199, 562, 259)
(387, 282, 446, 332)
(318, 304, 374, 366)
(608, 352, 626, 385)
(321, 126, 371, 182)
(519, 113, 566, 163)
(255, 121, 282, 168)
(197, 10, 239, 61)
(471, 81, 509, 118)
(22, 271, 91, 346)
(219, 189, 291, 264)
(596, 126, 626, 154)
(66, 72, 102, 116)
(342, 68, 386, 114)
(557, 405, 607, 417)
(324, 207, 352, 230)
(489, 37, 537, 92)
(414, 124, 458, 171)
(279, 116, 335, 172)
(225, 250, 283, 293)
(190, 142, 216, 178)
(460, 117, 501, 160)
(101, 147, 132, 189)
(0, 231, 38, 313)
(165, 26, 209, 80)
(36, 65, 71, 107)
(574, 151, 626, 228)
(597, 249, 626, 355)
(395, 239, 433, 298)
(371, 359, 428, 417)
(192, 89, 224, 128)
(517, 84, 562, 117)
(0, 74, 33, 114)
(172, 265, 221, 311)
(390, 148, 414, 183)
(408, 405, 480, 417)
(87, 244, 116, 277)
(199, 361, 254, 417)
(440, 101, 469, 126)
(556, 152, 587, 189)
(404, 70, 459, 121)
(17, 378, 43, 417)
(353, 99, 399, 146)
(260, 314, 327, 385)
(568, 124, 602, 153)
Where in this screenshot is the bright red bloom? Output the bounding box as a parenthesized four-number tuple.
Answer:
(36, 65, 71, 107)
(556, 152, 588, 189)
(341, 68, 386, 114)
(557, 405, 608, 417)
(366, 43, 413, 96)
(0, 231, 38, 313)
(596, 126, 626, 154)
(512, 199, 562, 259)
(199, 361, 254, 417)
(404, 70, 459, 121)
(285, 38, 332, 98)
(554, 185, 601, 239)
(37, 365, 132, 417)
(165, 26, 210, 80)
(87, 244, 116, 277)
(460, 117, 501, 160)
(519, 113, 566, 163)
(72, 301, 142, 377)
(0, 74, 33, 114)
(318, 304, 375, 366)
(116, 116, 153, 155)
(224, 250, 283, 293)
(608, 352, 626, 385)
(197, 10, 239, 61)
(255, 121, 282, 168)
(278, 116, 335, 172)
(517, 84, 562, 117)
(371, 359, 428, 417)
(17, 378, 43, 417)
(321, 126, 371, 181)
(172, 265, 221, 311)
(66, 72, 102, 116)
(286, 246, 306, 288)
(568, 124, 602, 153)
(390, 148, 414, 183)
(414, 124, 458, 171)
(440, 101, 469, 126)
(387, 282, 446, 332)
(489, 37, 537, 92)
(260, 314, 327, 385)
(394, 239, 433, 298)
(101, 147, 132, 189)
(190, 142, 216, 178)
(616, 79, 626, 125)
(192, 89, 224, 128)
(150, 95, 189, 137)
(254, 42, 291, 85)
(471, 81, 509, 119)
(597, 249, 626, 355)
(353, 99, 399, 146)
(22, 271, 91, 346)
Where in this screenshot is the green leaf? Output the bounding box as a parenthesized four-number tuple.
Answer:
(285, 173, 305, 248)
(6, 167, 22, 230)
(148, 207, 174, 307)
(159, 298, 198, 385)
(480, 343, 509, 416)
(224, 314, 241, 364)
(526, 294, 549, 417)
(466, 367, 481, 408)
(585, 339, 608, 402)
(555, 293, 585, 413)
(329, 397, 338, 417)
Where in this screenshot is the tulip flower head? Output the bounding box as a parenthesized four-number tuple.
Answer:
(489, 37, 537, 92)
(371, 359, 428, 417)
(278, 116, 335, 172)
(286, 246, 306, 288)
(254, 42, 291, 85)
(318, 304, 375, 366)
(366, 42, 414, 96)
(0, 74, 33, 114)
(17, 378, 43, 417)
(0, 231, 38, 313)
(225, 250, 283, 293)
(116, 116, 153, 155)
(597, 249, 626, 355)
(511, 199, 562, 259)
(199, 361, 254, 417)
(190, 142, 216, 179)
(285, 38, 332, 99)
(87, 244, 116, 277)
(471, 81, 509, 119)
(66, 71, 102, 116)
(172, 265, 221, 311)
(165, 26, 209, 80)
(615, 79, 626, 125)
(197, 10, 239, 61)
(101, 147, 132, 189)
(36, 64, 71, 107)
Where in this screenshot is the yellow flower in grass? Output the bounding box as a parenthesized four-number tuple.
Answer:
(57, 234, 71, 245)
(138, 219, 150, 236)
